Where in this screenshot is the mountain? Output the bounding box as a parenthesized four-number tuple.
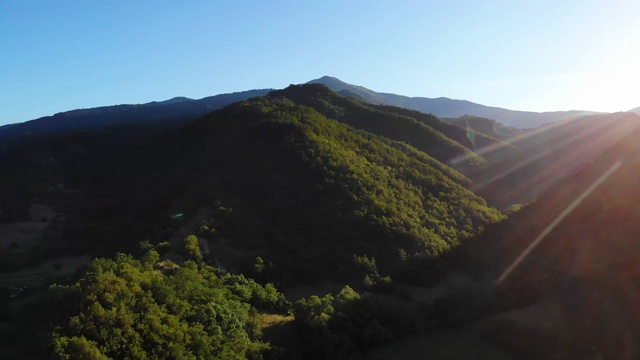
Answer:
(145, 96, 194, 106)
(269, 83, 499, 175)
(103, 89, 504, 282)
(276, 86, 640, 210)
(0, 89, 272, 142)
(3, 82, 640, 359)
(628, 105, 640, 114)
(0, 84, 506, 286)
(308, 76, 600, 128)
(459, 123, 640, 359)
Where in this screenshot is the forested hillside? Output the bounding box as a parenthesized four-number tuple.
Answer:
(111, 93, 504, 284)
(1, 84, 639, 359)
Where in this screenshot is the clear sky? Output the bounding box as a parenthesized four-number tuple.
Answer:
(2, 0, 640, 126)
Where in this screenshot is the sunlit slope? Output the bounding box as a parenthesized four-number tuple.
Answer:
(170, 95, 504, 282)
(0, 86, 503, 281)
(473, 125, 640, 359)
(269, 84, 489, 174)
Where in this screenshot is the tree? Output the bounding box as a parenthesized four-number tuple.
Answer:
(52, 253, 275, 359)
(184, 234, 202, 262)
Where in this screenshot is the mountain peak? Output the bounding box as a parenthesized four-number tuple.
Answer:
(306, 76, 352, 91)
(146, 97, 194, 106)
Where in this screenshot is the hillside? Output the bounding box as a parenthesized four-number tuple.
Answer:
(129, 93, 504, 283)
(270, 84, 496, 174)
(458, 125, 640, 359)
(0, 85, 505, 282)
(308, 76, 600, 128)
(3, 84, 639, 359)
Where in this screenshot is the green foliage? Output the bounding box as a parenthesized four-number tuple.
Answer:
(52, 252, 283, 359)
(155, 241, 171, 255)
(505, 203, 524, 215)
(255, 99, 504, 254)
(219, 271, 291, 312)
(293, 286, 425, 359)
(199, 224, 219, 238)
(54, 336, 109, 360)
(183, 93, 504, 284)
(270, 84, 487, 174)
(184, 234, 203, 262)
(353, 254, 392, 290)
(254, 256, 265, 274)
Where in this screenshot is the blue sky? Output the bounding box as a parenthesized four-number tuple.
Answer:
(1, 0, 640, 126)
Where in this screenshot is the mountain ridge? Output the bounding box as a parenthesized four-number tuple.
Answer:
(0, 89, 273, 141)
(308, 76, 601, 128)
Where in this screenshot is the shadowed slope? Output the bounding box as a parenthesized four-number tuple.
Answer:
(468, 125, 640, 359)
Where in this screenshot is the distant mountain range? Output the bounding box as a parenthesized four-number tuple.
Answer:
(0, 89, 272, 141)
(0, 75, 628, 143)
(308, 76, 601, 128)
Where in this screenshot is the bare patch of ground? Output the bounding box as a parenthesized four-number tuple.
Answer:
(257, 313, 294, 329)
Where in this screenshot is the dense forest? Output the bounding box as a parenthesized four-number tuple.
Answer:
(1, 84, 640, 359)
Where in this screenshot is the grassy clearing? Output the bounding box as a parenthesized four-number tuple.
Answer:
(257, 313, 294, 329)
(257, 312, 297, 355)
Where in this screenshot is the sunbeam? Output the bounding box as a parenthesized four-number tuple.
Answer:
(496, 159, 623, 285)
